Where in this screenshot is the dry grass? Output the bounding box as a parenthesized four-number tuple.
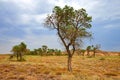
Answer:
(0, 55, 120, 80)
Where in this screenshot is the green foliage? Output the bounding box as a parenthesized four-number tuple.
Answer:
(11, 42, 27, 61)
(86, 46, 91, 50)
(54, 49, 62, 56)
(86, 46, 91, 56)
(42, 45, 48, 53)
(25, 45, 63, 56)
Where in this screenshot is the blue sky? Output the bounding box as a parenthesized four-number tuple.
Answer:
(0, 0, 120, 53)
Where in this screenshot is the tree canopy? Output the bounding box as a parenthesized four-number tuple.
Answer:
(45, 5, 92, 52)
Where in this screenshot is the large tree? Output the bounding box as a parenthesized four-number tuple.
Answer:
(45, 5, 92, 71)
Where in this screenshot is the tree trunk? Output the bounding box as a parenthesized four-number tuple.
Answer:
(68, 55, 72, 72)
(57, 30, 73, 72)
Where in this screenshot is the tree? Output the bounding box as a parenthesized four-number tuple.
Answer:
(80, 49, 86, 56)
(92, 44, 100, 57)
(45, 5, 92, 71)
(42, 45, 48, 54)
(47, 49, 55, 55)
(19, 42, 27, 60)
(76, 49, 85, 56)
(54, 49, 62, 56)
(11, 42, 27, 61)
(86, 46, 91, 56)
(11, 45, 20, 60)
(38, 48, 43, 55)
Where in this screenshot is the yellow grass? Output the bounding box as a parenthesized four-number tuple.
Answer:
(0, 55, 120, 80)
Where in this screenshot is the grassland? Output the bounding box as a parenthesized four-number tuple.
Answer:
(0, 55, 120, 80)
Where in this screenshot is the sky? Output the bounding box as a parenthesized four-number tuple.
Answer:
(0, 0, 120, 53)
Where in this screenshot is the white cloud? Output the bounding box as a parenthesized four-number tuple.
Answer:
(47, 0, 100, 11)
(19, 13, 47, 25)
(33, 14, 47, 23)
(20, 14, 31, 24)
(0, 0, 37, 11)
(89, 0, 120, 21)
(104, 24, 120, 29)
(49, 0, 65, 7)
(1, 0, 120, 21)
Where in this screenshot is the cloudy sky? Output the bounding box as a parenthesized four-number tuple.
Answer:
(0, 0, 120, 53)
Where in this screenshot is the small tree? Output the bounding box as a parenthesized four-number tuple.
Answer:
(54, 49, 62, 56)
(38, 48, 43, 55)
(11, 45, 20, 60)
(47, 49, 55, 55)
(11, 42, 27, 61)
(81, 49, 86, 56)
(42, 45, 48, 55)
(92, 44, 100, 57)
(45, 5, 92, 71)
(19, 42, 27, 60)
(86, 46, 91, 56)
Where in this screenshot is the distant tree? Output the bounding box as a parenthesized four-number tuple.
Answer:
(76, 49, 81, 55)
(11, 45, 20, 60)
(76, 49, 85, 56)
(47, 49, 55, 55)
(38, 48, 43, 55)
(19, 42, 27, 60)
(92, 44, 100, 57)
(30, 51, 34, 55)
(86, 46, 91, 56)
(25, 49, 31, 55)
(54, 49, 62, 56)
(11, 42, 27, 61)
(81, 49, 86, 56)
(42, 45, 48, 54)
(45, 5, 92, 71)
(34, 49, 38, 55)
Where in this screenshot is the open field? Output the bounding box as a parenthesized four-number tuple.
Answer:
(0, 55, 120, 80)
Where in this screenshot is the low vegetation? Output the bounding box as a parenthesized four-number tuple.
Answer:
(0, 54, 119, 80)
